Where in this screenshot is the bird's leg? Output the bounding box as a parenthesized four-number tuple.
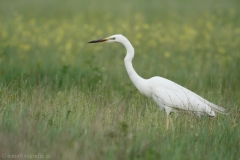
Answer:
(169, 116, 174, 131)
(166, 114, 169, 130)
(165, 106, 171, 131)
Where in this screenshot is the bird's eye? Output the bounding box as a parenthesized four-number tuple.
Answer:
(111, 37, 115, 40)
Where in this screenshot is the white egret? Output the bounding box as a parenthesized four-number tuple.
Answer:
(88, 34, 226, 130)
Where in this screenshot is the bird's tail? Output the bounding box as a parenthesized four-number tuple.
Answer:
(200, 98, 227, 115)
(208, 102, 227, 114)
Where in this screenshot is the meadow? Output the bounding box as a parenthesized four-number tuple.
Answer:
(0, 0, 240, 159)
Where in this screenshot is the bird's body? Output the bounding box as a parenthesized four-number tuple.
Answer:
(135, 76, 219, 116)
(89, 34, 226, 129)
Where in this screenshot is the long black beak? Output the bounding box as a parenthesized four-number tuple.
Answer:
(88, 38, 108, 43)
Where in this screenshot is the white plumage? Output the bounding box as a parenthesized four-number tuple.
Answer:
(89, 34, 226, 129)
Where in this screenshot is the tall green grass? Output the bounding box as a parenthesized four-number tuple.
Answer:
(0, 0, 240, 159)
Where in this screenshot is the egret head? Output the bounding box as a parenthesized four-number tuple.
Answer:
(88, 34, 125, 43)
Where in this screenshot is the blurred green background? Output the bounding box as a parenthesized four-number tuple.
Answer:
(0, 0, 239, 159)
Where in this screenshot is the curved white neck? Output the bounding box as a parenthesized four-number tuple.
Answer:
(122, 39, 145, 90)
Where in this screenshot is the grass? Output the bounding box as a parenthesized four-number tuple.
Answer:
(0, 0, 240, 159)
